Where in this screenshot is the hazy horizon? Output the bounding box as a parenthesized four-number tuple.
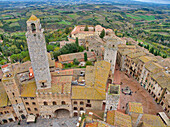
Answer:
(0, 0, 169, 4)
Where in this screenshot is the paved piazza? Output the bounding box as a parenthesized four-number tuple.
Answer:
(1, 117, 78, 127)
(115, 66, 164, 115)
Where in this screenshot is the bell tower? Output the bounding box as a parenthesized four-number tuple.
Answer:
(26, 15, 51, 90)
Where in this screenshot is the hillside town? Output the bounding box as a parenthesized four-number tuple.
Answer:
(0, 15, 169, 127)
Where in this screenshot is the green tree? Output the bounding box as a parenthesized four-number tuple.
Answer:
(146, 45, 149, 50)
(65, 27, 70, 34)
(79, 46, 85, 52)
(66, 37, 69, 41)
(47, 45, 54, 52)
(73, 58, 79, 65)
(84, 25, 89, 31)
(154, 50, 158, 56)
(163, 54, 167, 58)
(75, 37, 79, 47)
(0, 59, 7, 65)
(84, 52, 87, 61)
(149, 47, 154, 54)
(86, 61, 92, 66)
(99, 29, 105, 39)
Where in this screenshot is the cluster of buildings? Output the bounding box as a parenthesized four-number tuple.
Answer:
(0, 15, 120, 125)
(78, 102, 166, 127)
(0, 14, 169, 127)
(117, 44, 170, 117)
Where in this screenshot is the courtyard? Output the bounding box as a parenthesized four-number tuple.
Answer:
(114, 65, 164, 115)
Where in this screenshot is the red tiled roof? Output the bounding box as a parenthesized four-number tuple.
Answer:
(71, 25, 94, 35)
(1, 64, 8, 68)
(29, 67, 34, 78)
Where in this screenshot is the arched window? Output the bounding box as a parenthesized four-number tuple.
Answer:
(32, 102, 36, 105)
(34, 108, 38, 111)
(74, 112, 78, 117)
(73, 107, 77, 110)
(8, 118, 13, 122)
(80, 107, 84, 111)
(31, 23, 36, 32)
(73, 101, 77, 105)
(61, 101, 66, 105)
(110, 106, 112, 110)
(53, 101, 57, 105)
(44, 101, 48, 105)
(80, 101, 84, 105)
(2, 119, 7, 123)
(25, 102, 29, 105)
(27, 108, 31, 111)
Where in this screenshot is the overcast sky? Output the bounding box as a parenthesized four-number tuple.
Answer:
(134, 0, 170, 4)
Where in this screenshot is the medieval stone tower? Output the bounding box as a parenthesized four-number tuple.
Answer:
(26, 15, 51, 90)
(104, 35, 124, 76)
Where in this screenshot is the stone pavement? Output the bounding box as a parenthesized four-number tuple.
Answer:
(104, 64, 163, 115)
(1, 117, 78, 127)
(115, 67, 164, 115)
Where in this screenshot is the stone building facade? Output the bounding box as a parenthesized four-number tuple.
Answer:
(104, 35, 125, 75)
(26, 15, 51, 90)
(117, 44, 170, 117)
(2, 71, 27, 120)
(104, 84, 120, 121)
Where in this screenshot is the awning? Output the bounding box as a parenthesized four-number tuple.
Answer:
(26, 115, 35, 123)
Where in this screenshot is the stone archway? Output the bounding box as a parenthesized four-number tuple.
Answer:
(54, 109, 70, 118)
(2, 119, 8, 124)
(73, 112, 78, 117)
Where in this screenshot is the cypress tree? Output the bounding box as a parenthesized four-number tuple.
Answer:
(75, 37, 79, 46)
(84, 52, 87, 61)
(99, 29, 105, 39)
(84, 25, 89, 31)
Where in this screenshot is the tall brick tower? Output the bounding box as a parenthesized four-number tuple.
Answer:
(26, 15, 51, 90)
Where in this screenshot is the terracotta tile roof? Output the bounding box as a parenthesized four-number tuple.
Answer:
(141, 114, 166, 127)
(127, 51, 146, 59)
(86, 120, 111, 127)
(51, 76, 72, 94)
(95, 25, 105, 32)
(138, 56, 157, 63)
(118, 44, 136, 49)
(118, 49, 134, 56)
(0, 82, 9, 107)
(151, 71, 170, 91)
(55, 62, 63, 69)
(58, 52, 96, 63)
(20, 80, 36, 97)
(16, 61, 31, 74)
(51, 69, 73, 76)
(158, 58, 170, 68)
(106, 110, 132, 127)
(29, 67, 34, 78)
(27, 14, 39, 22)
(145, 62, 164, 73)
(86, 122, 98, 127)
(1, 64, 8, 68)
(72, 61, 110, 100)
(128, 102, 143, 114)
(71, 25, 95, 35)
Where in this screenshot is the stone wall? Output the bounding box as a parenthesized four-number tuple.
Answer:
(26, 20, 51, 90)
(22, 97, 40, 116)
(36, 92, 72, 118)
